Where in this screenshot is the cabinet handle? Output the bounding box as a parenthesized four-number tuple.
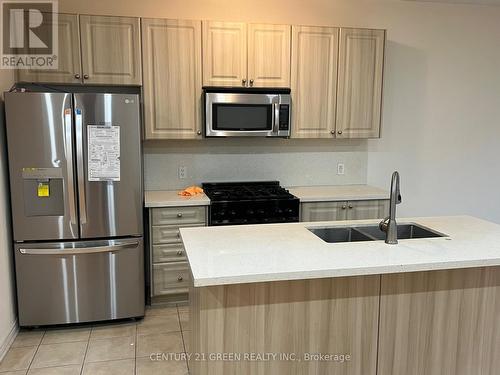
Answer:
(177, 213, 183, 218)
(348, 205, 353, 209)
(337, 130, 343, 135)
(177, 276, 183, 282)
(330, 130, 335, 135)
(176, 233, 180, 238)
(242, 79, 247, 86)
(342, 205, 347, 210)
(197, 130, 202, 135)
(177, 250, 183, 256)
(74, 73, 80, 79)
(83, 74, 89, 80)
(249, 79, 254, 87)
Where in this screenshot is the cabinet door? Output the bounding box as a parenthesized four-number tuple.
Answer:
(290, 26, 339, 138)
(336, 28, 385, 138)
(202, 21, 247, 87)
(79, 15, 142, 85)
(347, 200, 389, 220)
(16, 13, 82, 84)
(142, 18, 202, 139)
(301, 201, 347, 222)
(247, 24, 291, 88)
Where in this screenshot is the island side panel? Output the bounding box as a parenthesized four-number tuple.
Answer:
(378, 266, 500, 375)
(190, 275, 380, 375)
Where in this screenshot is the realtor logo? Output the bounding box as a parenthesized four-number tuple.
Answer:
(1, 0, 58, 69)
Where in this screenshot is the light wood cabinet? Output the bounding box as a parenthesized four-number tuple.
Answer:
(290, 26, 339, 138)
(142, 18, 202, 139)
(202, 21, 291, 88)
(347, 200, 389, 220)
(336, 28, 385, 138)
(378, 267, 500, 375)
(16, 13, 82, 84)
(149, 206, 207, 304)
(247, 24, 291, 87)
(301, 199, 389, 222)
(79, 15, 142, 85)
(202, 21, 247, 87)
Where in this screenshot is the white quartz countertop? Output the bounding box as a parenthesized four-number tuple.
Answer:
(287, 185, 389, 202)
(145, 184, 388, 207)
(145, 190, 210, 207)
(180, 216, 500, 287)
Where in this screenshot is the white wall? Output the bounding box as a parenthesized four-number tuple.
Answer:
(58, 0, 500, 223)
(0, 69, 17, 357)
(366, 1, 500, 223)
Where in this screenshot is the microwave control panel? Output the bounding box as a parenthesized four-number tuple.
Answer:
(279, 104, 290, 131)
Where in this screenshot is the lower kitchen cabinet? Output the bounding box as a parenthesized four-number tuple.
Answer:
(149, 206, 207, 304)
(301, 199, 389, 222)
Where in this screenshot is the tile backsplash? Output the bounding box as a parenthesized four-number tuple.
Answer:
(143, 138, 368, 190)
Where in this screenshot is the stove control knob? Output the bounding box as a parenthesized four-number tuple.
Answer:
(258, 209, 265, 215)
(247, 209, 254, 215)
(230, 210, 237, 216)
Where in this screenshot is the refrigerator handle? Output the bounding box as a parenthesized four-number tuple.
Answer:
(19, 240, 140, 255)
(64, 108, 77, 225)
(75, 108, 87, 224)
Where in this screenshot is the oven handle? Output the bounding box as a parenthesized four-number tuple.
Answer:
(19, 241, 139, 255)
(273, 102, 280, 134)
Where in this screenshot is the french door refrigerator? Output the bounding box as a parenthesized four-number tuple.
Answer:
(5, 91, 144, 327)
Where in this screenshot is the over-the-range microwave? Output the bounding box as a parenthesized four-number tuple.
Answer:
(203, 87, 291, 137)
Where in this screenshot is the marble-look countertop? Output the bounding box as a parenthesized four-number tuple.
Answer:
(145, 184, 388, 207)
(180, 216, 500, 287)
(145, 190, 210, 207)
(287, 184, 389, 202)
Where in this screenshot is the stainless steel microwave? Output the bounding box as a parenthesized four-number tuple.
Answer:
(203, 87, 291, 137)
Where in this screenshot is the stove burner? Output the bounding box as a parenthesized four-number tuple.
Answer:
(203, 181, 300, 226)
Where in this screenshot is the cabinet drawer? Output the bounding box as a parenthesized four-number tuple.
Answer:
(152, 243, 187, 264)
(152, 223, 204, 244)
(301, 201, 348, 222)
(152, 206, 206, 225)
(153, 262, 190, 296)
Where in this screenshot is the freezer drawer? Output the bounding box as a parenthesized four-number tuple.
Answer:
(15, 238, 145, 327)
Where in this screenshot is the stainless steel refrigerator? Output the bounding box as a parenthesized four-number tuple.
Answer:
(5, 91, 144, 327)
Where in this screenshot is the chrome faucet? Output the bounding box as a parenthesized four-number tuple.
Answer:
(379, 171, 402, 244)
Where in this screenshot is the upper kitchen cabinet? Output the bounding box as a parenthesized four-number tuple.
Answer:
(336, 28, 385, 138)
(16, 13, 82, 84)
(202, 21, 291, 87)
(79, 15, 142, 85)
(247, 24, 291, 87)
(142, 18, 203, 139)
(202, 21, 247, 87)
(290, 26, 339, 138)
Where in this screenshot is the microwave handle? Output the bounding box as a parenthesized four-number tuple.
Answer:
(273, 102, 280, 134)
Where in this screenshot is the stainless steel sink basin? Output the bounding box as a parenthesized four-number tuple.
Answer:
(308, 227, 374, 243)
(355, 223, 446, 240)
(308, 223, 446, 243)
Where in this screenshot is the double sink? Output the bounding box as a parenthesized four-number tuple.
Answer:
(309, 223, 446, 243)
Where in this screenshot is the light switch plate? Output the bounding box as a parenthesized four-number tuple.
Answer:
(178, 166, 187, 179)
(337, 163, 345, 175)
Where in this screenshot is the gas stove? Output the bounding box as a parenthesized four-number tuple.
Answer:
(202, 181, 300, 226)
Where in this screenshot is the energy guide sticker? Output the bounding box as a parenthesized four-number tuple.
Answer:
(87, 125, 120, 182)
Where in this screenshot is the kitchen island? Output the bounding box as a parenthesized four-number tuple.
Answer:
(180, 216, 500, 375)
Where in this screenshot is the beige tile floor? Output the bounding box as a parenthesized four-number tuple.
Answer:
(0, 305, 190, 375)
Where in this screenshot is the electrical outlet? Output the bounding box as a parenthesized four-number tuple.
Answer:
(337, 163, 345, 175)
(178, 166, 187, 179)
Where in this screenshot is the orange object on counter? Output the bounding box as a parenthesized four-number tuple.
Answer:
(178, 186, 204, 196)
